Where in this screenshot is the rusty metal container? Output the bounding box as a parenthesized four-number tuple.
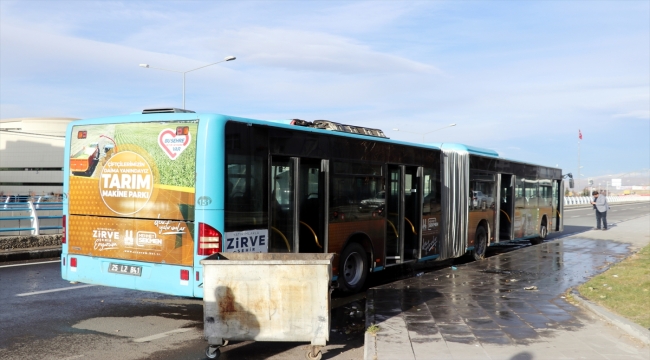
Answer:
(201, 252, 334, 359)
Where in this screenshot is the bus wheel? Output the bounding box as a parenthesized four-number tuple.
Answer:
(339, 242, 368, 293)
(472, 226, 487, 261)
(531, 220, 547, 245)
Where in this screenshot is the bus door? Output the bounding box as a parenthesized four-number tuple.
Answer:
(270, 157, 295, 252)
(385, 165, 420, 265)
(297, 158, 327, 253)
(499, 174, 514, 240)
(403, 166, 421, 262)
(269, 156, 327, 253)
(554, 179, 564, 232)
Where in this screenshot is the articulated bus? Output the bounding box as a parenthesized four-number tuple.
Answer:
(61, 108, 569, 296)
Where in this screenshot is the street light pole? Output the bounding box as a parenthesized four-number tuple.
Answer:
(139, 55, 236, 109)
(393, 123, 456, 142)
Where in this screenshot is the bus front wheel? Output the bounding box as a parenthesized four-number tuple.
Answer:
(472, 226, 487, 261)
(339, 242, 368, 293)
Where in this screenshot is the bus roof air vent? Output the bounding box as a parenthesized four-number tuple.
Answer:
(142, 108, 196, 114)
(290, 119, 387, 138)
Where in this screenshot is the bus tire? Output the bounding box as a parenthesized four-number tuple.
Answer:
(339, 242, 368, 293)
(531, 219, 547, 245)
(472, 226, 488, 261)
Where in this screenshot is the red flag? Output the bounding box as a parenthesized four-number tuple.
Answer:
(579, 130, 582, 140)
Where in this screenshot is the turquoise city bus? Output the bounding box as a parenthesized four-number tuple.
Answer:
(61, 108, 568, 297)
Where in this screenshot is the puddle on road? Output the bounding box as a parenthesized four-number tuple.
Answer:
(367, 238, 632, 345)
(330, 300, 366, 339)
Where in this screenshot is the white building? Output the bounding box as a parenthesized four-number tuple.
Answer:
(0, 118, 77, 196)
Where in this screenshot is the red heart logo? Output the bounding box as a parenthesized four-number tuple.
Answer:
(158, 129, 191, 160)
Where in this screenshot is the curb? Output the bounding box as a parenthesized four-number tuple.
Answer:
(363, 331, 377, 360)
(364, 291, 377, 360)
(0, 246, 62, 262)
(571, 290, 650, 345)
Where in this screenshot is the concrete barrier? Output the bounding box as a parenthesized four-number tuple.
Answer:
(0, 234, 62, 250)
(0, 234, 62, 262)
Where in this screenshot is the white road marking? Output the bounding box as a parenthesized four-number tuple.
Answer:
(16, 284, 96, 297)
(133, 328, 193, 343)
(0, 260, 60, 268)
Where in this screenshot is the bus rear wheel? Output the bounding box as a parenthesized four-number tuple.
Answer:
(472, 226, 487, 261)
(339, 242, 368, 293)
(531, 219, 547, 245)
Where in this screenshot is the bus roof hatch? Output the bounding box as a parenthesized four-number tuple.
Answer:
(142, 108, 196, 114)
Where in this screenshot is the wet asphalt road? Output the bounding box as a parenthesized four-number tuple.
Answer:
(0, 202, 648, 360)
(368, 238, 630, 347)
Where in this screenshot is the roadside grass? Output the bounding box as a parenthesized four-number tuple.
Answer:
(366, 324, 380, 335)
(577, 244, 650, 329)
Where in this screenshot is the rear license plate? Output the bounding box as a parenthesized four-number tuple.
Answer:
(108, 263, 142, 276)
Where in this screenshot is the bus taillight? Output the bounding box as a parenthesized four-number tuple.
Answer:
(70, 257, 77, 268)
(62, 215, 66, 244)
(198, 222, 222, 256)
(180, 269, 190, 281)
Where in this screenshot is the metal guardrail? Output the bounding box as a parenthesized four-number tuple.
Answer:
(0, 196, 645, 236)
(0, 202, 63, 236)
(564, 195, 650, 207)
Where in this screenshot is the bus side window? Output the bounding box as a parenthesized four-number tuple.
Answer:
(422, 168, 440, 215)
(225, 155, 267, 232)
(515, 178, 526, 208)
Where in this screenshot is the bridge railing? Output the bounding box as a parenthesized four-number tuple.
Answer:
(0, 202, 63, 236)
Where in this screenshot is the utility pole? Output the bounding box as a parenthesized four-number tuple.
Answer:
(578, 129, 582, 194)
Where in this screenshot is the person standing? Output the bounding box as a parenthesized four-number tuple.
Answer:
(590, 191, 609, 230)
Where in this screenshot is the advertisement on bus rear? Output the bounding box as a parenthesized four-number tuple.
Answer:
(67, 121, 197, 265)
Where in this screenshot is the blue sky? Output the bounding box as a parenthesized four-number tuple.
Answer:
(1, 1, 648, 184)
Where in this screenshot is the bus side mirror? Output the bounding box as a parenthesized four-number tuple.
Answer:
(569, 179, 574, 189)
